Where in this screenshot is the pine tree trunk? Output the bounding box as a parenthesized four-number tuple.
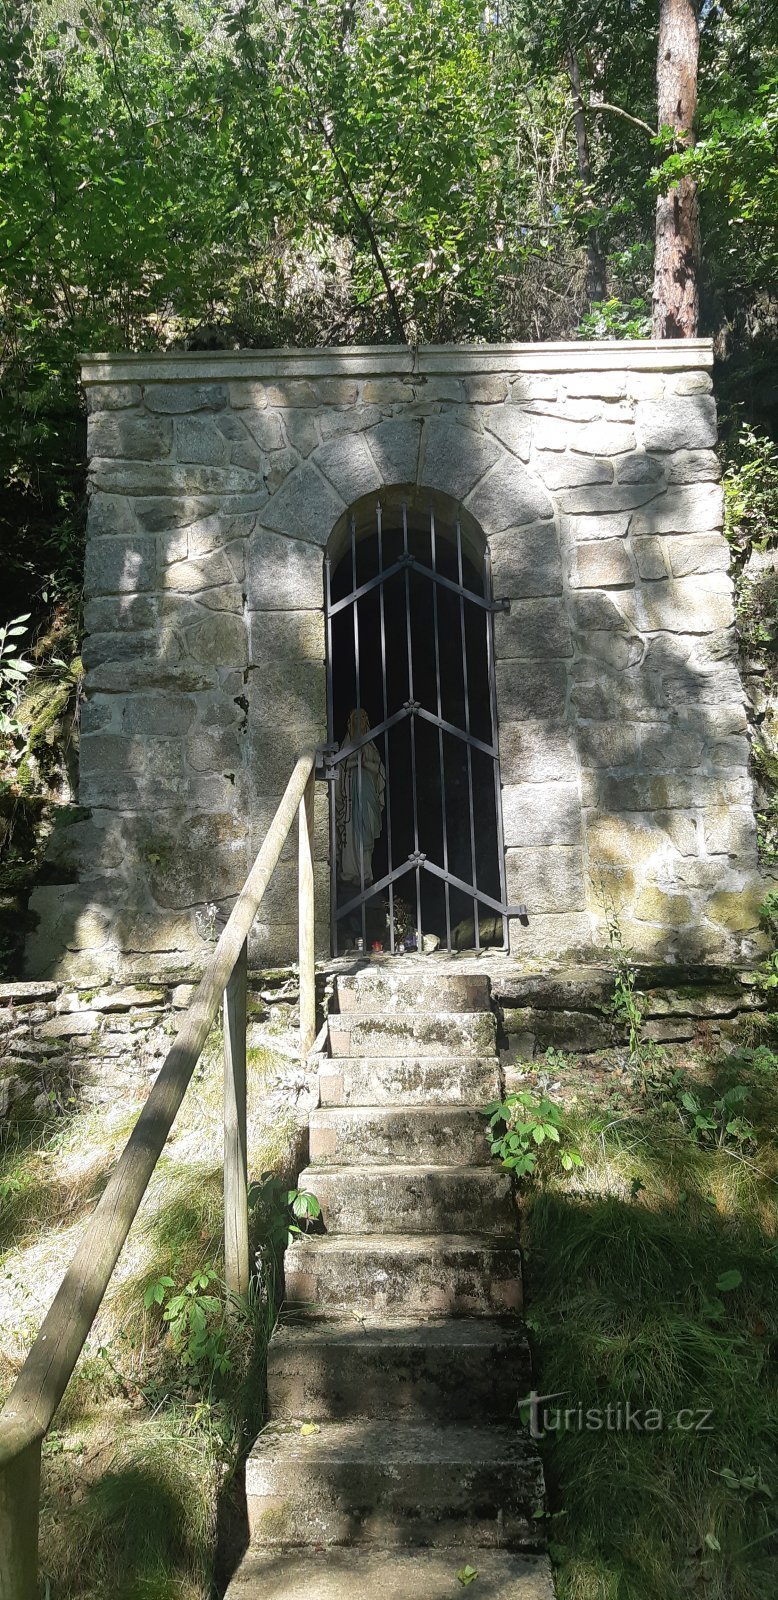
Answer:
(565, 45, 607, 307)
(652, 0, 700, 338)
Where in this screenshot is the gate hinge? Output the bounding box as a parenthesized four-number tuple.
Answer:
(492, 597, 510, 614)
(316, 744, 339, 779)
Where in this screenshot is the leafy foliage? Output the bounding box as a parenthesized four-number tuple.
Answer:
(483, 1090, 582, 1179)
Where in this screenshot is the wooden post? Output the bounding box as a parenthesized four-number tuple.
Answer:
(0, 1425, 41, 1600)
(298, 770, 316, 1058)
(223, 938, 249, 1307)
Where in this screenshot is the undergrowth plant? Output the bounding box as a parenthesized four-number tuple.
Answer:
(483, 1091, 582, 1180)
(0, 613, 33, 739)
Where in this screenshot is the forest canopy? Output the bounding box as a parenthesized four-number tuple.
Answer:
(0, 0, 776, 613)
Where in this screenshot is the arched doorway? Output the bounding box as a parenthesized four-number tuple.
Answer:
(323, 491, 523, 955)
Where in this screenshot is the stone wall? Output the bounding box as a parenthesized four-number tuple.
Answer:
(25, 342, 765, 981)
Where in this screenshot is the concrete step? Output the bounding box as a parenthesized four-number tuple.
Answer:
(245, 1421, 545, 1548)
(226, 1547, 554, 1599)
(319, 1056, 501, 1107)
(309, 1105, 491, 1167)
(327, 1010, 497, 1059)
(333, 969, 492, 1014)
(284, 1233, 522, 1317)
(300, 1164, 515, 1236)
(267, 1315, 532, 1423)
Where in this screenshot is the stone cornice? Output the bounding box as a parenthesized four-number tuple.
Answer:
(81, 338, 714, 386)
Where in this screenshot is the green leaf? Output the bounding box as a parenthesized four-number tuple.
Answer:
(456, 1566, 478, 1586)
(715, 1269, 743, 1293)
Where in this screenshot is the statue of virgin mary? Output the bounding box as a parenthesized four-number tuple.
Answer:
(336, 708, 386, 886)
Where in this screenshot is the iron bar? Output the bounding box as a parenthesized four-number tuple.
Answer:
(351, 517, 367, 951)
(457, 519, 480, 950)
(485, 542, 512, 951)
(430, 509, 452, 952)
(328, 555, 503, 617)
(403, 503, 422, 951)
(325, 554, 339, 957)
(377, 502, 396, 954)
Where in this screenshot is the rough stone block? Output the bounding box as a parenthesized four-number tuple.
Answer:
(246, 655, 326, 728)
(134, 495, 221, 532)
(577, 722, 640, 769)
(419, 418, 501, 501)
(282, 411, 319, 457)
(147, 812, 249, 908)
(672, 371, 713, 395)
(636, 396, 717, 452)
(509, 376, 558, 402)
(575, 630, 644, 670)
(533, 417, 568, 452)
(88, 413, 172, 461)
(498, 723, 578, 784)
(570, 590, 640, 632)
(634, 885, 693, 926)
(637, 724, 706, 772)
(585, 816, 669, 866)
(705, 888, 763, 933)
(570, 421, 636, 455)
(534, 454, 613, 490)
(260, 464, 345, 546)
(144, 382, 227, 412)
(247, 528, 324, 610)
(84, 536, 156, 597)
(483, 408, 534, 462)
(186, 613, 249, 668)
(556, 483, 663, 515)
(572, 540, 634, 589)
(122, 694, 198, 735)
(638, 574, 734, 634)
(249, 609, 324, 668)
(173, 416, 230, 465)
(316, 433, 384, 504)
(616, 452, 665, 485)
(465, 456, 553, 534)
(633, 537, 668, 581)
(463, 375, 508, 403)
(702, 807, 758, 858)
(667, 535, 730, 577)
(506, 847, 585, 913)
(508, 911, 593, 962)
(83, 595, 159, 633)
(630, 483, 724, 536)
(90, 459, 259, 497)
(565, 371, 628, 399)
(364, 419, 422, 484)
(493, 599, 572, 660)
(87, 383, 142, 411)
(184, 732, 240, 774)
(165, 547, 243, 591)
(263, 381, 319, 408)
(489, 525, 563, 598)
(568, 511, 631, 541)
(502, 782, 582, 847)
(496, 660, 569, 721)
(664, 450, 721, 484)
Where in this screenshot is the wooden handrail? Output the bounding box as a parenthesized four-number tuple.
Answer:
(0, 749, 317, 1600)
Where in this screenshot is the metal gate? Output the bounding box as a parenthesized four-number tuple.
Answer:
(321, 502, 526, 955)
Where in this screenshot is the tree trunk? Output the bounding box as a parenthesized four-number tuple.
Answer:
(652, 0, 700, 338)
(566, 44, 607, 307)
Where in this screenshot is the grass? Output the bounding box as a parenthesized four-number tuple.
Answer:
(518, 1044, 778, 1600)
(0, 1011, 307, 1599)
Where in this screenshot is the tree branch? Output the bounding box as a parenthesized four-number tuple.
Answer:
(593, 101, 656, 138)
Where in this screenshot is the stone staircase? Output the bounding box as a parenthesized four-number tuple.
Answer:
(226, 967, 553, 1599)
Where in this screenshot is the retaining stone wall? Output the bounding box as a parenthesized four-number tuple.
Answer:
(24, 342, 765, 982)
